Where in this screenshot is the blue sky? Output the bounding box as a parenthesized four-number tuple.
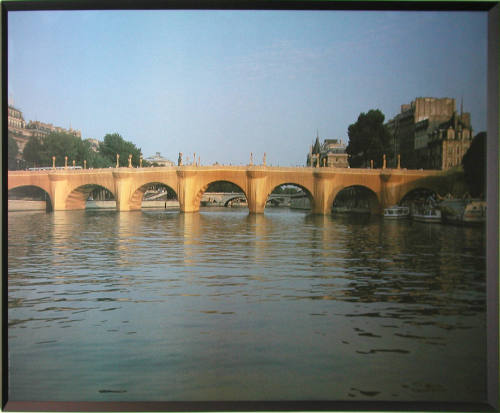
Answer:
(8, 10, 487, 166)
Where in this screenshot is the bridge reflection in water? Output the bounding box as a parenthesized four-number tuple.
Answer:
(8, 165, 446, 215)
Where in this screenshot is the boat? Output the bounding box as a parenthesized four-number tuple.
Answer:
(442, 199, 486, 225)
(383, 205, 410, 219)
(412, 207, 442, 223)
(462, 201, 486, 224)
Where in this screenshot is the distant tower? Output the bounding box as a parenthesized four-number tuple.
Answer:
(312, 135, 321, 154)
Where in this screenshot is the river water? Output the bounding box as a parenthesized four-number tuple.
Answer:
(7, 208, 486, 402)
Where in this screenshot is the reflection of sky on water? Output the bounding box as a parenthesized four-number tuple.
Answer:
(7, 209, 486, 402)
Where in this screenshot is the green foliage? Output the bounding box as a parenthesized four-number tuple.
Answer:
(44, 133, 86, 166)
(22, 136, 45, 167)
(83, 142, 112, 169)
(8, 136, 19, 170)
(21, 132, 148, 169)
(99, 133, 146, 167)
(462, 132, 486, 197)
(22, 132, 91, 167)
(346, 109, 393, 168)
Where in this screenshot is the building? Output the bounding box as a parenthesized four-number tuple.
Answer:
(307, 135, 348, 168)
(8, 105, 26, 129)
(386, 97, 473, 170)
(8, 105, 32, 155)
(8, 105, 83, 158)
(145, 152, 175, 167)
(427, 112, 473, 170)
(25, 120, 82, 139)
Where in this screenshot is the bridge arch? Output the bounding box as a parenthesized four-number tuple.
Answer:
(8, 180, 52, 195)
(8, 185, 53, 212)
(195, 180, 248, 211)
(66, 183, 116, 210)
(223, 195, 248, 207)
(129, 181, 178, 210)
(398, 187, 440, 204)
(265, 183, 314, 211)
(331, 185, 381, 214)
(397, 186, 442, 207)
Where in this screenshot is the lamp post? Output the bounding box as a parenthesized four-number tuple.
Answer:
(52, 156, 56, 169)
(64, 156, 68, 169)
(128, 154, 132, 168)
(116, 154, 120, 168)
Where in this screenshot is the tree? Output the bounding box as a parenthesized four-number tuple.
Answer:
(99, 133, 146, 167)
(462, 132, 486, 197)
(346, 109, 392, 168)
(22, 136, 45, 167)
(21, 132, 150, 169)
(8, 136, 19, 170)
(84, 147, 112, 169)
(42, 132, 84, 166)
(22, 132, 106, 168)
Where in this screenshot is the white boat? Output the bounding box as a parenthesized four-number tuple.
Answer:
(412, 207, 442, 223)
(462, 201, 486, 224)
(443, 200, 486, 225)
(383, 205, 410, 219)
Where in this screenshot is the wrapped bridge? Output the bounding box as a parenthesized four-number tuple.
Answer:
(8, 166, 444, 215)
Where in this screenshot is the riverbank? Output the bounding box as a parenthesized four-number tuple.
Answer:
(8, 200, 180, 211)
(8, 200, 47, 211)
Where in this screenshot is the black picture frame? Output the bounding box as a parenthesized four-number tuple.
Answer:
(2, 1, 498, 411)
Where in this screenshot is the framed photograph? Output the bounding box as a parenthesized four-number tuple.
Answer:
(3, 1, 498, 411)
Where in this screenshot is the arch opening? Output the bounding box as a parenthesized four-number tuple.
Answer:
(224, 196, 247, 208)
(332, 185, 380, 215)
(68, 184, 116, 210)
(197, 181, 247, 210)
(266, 184, 312, 211)
(398, 187, 440, 217)
(131, 182, 179, 210)
(8, 185, 52, 212)
(88, 186, 116, 201)
(398, 188, 439, 206)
